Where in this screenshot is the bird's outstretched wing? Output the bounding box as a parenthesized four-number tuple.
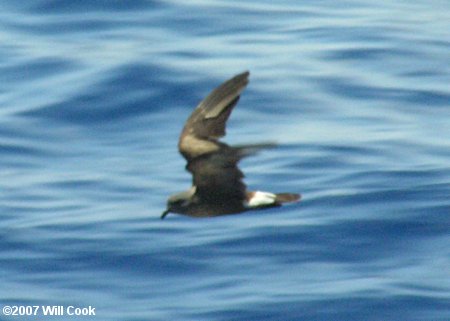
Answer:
(177, 71, 276, 210)
(188, 143, 277, 206)
(178, 71, 250, 161)
(187, 150, 246, 205)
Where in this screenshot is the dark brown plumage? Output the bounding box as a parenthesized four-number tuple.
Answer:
(162, 71, 300, 219)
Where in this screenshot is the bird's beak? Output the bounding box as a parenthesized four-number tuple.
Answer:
(161, 209, 170, 219)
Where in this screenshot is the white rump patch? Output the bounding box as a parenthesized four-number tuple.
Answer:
(245, 191, 276, 208)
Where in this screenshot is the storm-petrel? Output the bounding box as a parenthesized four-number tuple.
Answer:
(161, 71, 300, 219)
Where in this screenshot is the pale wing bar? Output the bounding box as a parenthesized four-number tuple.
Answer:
(178, 71, 250, 160)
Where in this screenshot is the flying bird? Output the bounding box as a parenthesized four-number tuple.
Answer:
(161, 71, 300, 219)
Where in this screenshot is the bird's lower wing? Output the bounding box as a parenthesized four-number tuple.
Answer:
(187, 151, 247, 204)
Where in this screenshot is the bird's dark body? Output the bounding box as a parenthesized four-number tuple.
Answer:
(162, 71, 300, 219)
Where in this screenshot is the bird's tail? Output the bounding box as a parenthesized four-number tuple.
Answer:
(275, 193, 301, 204)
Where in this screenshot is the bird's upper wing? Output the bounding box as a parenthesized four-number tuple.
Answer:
(178, 71, 250, 161)
(175, 71, 277, 206)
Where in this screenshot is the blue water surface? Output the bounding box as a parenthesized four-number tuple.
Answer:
(1, 1, 449, 320)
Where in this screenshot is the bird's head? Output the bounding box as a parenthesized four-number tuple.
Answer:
(161, 187, 197, 219)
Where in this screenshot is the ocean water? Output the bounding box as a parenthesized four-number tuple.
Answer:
(1, 0, 449, 320)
